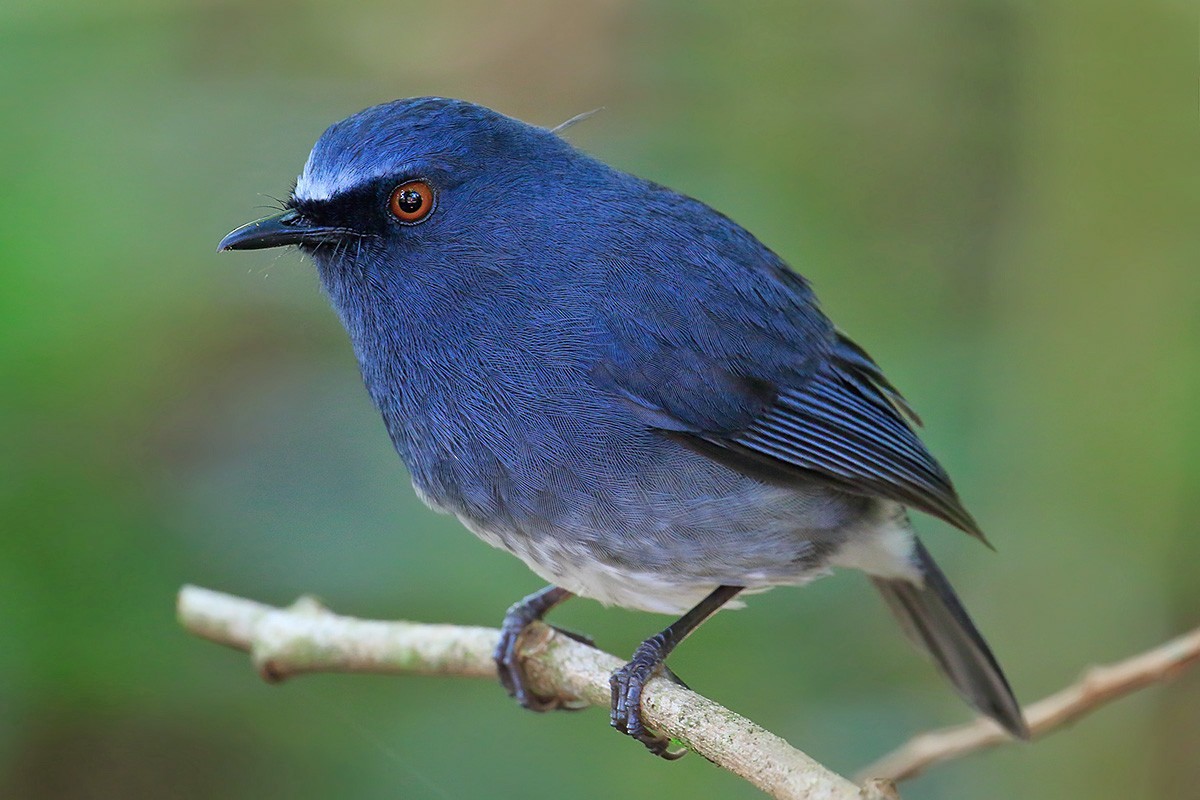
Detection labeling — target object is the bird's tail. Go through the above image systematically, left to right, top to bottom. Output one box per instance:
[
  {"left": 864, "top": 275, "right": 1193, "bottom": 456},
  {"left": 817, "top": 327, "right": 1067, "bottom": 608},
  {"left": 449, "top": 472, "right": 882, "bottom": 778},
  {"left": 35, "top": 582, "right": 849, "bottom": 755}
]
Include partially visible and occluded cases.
[{"left": 871, "top": 538, "right": 1029, "bottom": 739}]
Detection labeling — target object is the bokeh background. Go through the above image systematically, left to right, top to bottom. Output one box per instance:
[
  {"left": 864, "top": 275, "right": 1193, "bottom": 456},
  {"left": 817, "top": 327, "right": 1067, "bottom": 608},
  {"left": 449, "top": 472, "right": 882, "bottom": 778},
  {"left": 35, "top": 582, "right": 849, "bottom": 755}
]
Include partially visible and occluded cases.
[{"left": 2, "top": 1, "right": 1196, "bottom": 798}]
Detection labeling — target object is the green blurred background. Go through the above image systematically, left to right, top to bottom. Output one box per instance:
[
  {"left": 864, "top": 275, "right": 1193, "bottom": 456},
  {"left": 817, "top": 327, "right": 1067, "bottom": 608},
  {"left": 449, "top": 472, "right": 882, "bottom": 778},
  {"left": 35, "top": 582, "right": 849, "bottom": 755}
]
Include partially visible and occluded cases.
[{"left": 2, "top": 1, "right": 1196, "bottom": 798}]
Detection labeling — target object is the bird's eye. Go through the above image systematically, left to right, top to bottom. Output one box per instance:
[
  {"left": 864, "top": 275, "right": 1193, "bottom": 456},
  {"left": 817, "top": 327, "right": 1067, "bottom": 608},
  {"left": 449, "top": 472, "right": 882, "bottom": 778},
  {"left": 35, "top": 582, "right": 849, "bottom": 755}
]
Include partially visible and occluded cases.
[{"left": 388, "top": 180, "right": 435, "bottom": 224}]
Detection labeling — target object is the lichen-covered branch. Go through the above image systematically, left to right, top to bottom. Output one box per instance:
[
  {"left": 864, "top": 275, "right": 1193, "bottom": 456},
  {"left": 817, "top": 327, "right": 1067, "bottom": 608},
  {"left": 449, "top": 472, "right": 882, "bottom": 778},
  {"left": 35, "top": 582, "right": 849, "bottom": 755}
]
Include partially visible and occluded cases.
[
  {"left": 177, "top": 585, "right": 891, "bottom": 800},
  {"left": 858, "top": 625, "right": 1200, "bottom": 783}
]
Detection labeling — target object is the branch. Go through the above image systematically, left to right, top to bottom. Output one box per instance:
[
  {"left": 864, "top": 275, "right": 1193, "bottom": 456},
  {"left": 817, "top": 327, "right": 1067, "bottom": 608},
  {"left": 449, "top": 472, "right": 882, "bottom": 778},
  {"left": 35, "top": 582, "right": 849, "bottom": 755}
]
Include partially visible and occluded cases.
[
  {"left": 177, "top": 585, "right": 896, "bottom": 800},
  {"left": 858, "top": 625, "right": 1200, "bottom": 783}
]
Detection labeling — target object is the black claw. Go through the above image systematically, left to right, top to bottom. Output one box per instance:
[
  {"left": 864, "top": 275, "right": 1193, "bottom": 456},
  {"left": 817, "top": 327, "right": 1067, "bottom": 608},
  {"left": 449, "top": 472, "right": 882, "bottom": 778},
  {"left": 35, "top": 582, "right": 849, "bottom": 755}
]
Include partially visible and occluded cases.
[
  {"left": 493, "top": 586, "right": 578, "bottom": 712},
  {"left": 606, "top": 586, "right": 743, "bottom": 760},
  {"left": 609, "top": 644, "right": 684, "bottom": 759},
  {"left": 641, "top": 733, "right": 688, "bottom": 760}
]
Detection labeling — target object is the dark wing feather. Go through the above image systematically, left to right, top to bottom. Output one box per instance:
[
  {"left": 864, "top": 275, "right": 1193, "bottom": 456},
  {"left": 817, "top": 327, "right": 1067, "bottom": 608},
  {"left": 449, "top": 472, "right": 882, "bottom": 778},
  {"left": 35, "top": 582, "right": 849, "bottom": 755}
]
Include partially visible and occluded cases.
[
  {"left": 608, "top": 329, "right": 986, "bottom": 542},
  {"left": 830, "top": 331, "right": 923, "bottom": 427},
  {"left": 729, "top": 338, "right": 983, "bottom": 539}
]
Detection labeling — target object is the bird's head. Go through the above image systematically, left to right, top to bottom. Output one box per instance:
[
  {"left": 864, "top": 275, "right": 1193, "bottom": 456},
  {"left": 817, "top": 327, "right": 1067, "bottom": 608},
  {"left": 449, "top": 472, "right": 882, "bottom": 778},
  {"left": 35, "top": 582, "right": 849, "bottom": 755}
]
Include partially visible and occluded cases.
[{"left": 218, "top": 97, "right": 590, "bottom": 297}]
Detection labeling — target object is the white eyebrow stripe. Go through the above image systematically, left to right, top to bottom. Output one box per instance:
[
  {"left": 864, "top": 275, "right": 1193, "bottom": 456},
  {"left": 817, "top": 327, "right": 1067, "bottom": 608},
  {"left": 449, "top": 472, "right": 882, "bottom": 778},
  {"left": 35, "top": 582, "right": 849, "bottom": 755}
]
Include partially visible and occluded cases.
[{"left": 294, "top": 165, "right": 385, "bottom": 203}]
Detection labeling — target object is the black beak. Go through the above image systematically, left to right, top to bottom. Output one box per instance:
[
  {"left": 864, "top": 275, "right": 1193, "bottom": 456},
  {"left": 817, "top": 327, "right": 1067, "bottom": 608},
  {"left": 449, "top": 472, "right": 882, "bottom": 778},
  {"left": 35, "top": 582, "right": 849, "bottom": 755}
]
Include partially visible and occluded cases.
[{"left": 217, "top": 210, "right": 346, "bottom": 252}]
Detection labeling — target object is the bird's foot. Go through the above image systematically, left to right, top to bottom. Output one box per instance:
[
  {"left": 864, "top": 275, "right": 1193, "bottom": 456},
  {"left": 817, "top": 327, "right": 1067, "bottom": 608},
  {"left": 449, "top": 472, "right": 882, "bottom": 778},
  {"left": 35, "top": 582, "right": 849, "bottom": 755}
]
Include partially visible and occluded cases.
[
  {"left": 494, "top": 586, "right": 588, "bottom": 712},
  {"left": 609, "top": 636, "right": 688, "bottom": 760}
]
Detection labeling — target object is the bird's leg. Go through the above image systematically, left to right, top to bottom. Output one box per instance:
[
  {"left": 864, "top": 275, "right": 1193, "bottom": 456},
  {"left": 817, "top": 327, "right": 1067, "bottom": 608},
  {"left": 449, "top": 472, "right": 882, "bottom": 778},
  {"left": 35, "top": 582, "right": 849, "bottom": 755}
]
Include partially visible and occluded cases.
[
  {"left": 494, "top": 585, "right": 589, "bottom": 712},
  {"left": 610, "top": 585, "right": 743, "bottom": 758}
]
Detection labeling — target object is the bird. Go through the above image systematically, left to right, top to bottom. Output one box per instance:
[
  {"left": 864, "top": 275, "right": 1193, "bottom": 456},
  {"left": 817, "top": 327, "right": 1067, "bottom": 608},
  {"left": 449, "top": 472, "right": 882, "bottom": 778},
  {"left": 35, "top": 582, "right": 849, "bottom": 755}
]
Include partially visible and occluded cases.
[{"left": 218, "top": 96, "right": 1028, "bottom": 756}]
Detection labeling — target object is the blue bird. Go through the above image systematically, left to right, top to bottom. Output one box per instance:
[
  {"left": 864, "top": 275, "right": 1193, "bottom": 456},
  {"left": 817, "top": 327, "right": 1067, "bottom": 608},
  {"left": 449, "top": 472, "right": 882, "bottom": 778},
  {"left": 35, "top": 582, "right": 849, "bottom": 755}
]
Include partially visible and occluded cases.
[{"left": 219, "top": 97, "right": 1028, "bottom": 755}]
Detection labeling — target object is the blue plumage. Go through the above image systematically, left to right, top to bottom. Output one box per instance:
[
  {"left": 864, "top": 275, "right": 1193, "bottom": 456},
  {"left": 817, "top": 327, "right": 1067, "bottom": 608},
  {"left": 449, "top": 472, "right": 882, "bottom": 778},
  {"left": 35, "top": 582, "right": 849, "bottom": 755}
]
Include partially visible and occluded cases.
[{"left": 219, "top": 97, "right": 1027, "bottom": 751}]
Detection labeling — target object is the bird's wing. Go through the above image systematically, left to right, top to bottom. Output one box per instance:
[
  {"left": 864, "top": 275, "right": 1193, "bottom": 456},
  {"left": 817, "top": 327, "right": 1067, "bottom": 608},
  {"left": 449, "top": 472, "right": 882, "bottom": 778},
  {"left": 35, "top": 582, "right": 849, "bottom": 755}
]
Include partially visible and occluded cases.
[
  {"left": 597, "top": 307, "right": 985, "bottom": 541},
  {"left": 723, "top": 332, "right": 982, "bottom": 539}
]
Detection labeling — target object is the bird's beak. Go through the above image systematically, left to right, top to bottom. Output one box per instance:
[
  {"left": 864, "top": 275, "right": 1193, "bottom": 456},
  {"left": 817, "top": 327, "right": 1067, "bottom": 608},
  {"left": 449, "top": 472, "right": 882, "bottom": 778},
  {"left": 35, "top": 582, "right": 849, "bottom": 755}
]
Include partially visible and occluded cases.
[{"left": 217, "top": 209, "right": 345, "bottom": 252}]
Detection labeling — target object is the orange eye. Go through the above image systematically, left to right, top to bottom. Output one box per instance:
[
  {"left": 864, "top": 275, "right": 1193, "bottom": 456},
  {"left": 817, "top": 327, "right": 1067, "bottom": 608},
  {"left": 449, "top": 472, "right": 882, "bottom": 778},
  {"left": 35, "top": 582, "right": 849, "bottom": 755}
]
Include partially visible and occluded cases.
[{"left": 388, "top": 180, "right": 435, "bottom": 223}]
